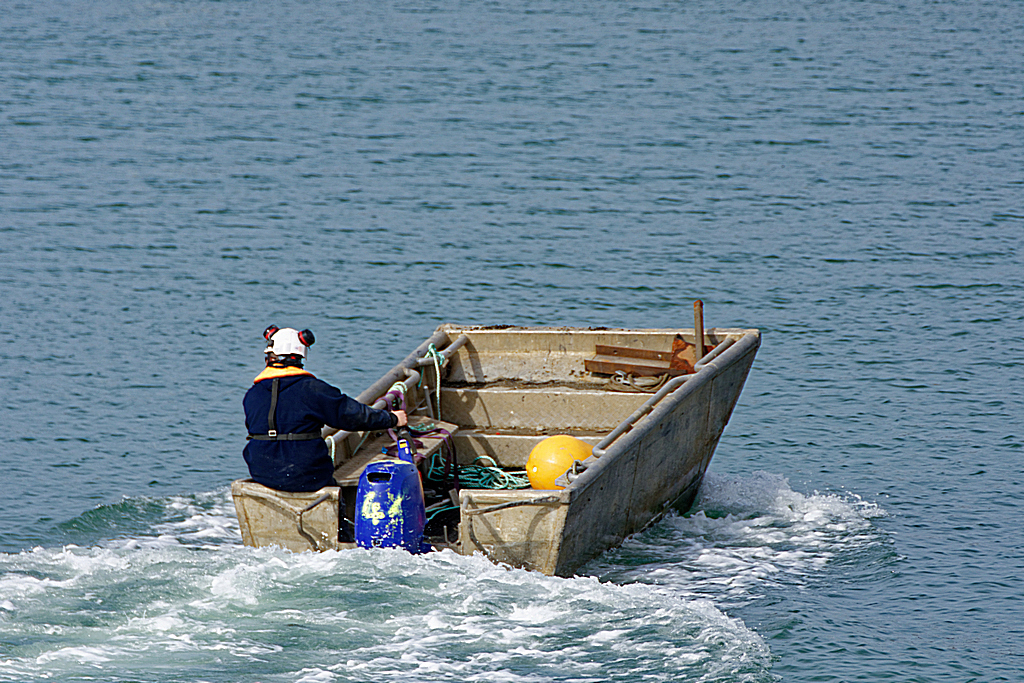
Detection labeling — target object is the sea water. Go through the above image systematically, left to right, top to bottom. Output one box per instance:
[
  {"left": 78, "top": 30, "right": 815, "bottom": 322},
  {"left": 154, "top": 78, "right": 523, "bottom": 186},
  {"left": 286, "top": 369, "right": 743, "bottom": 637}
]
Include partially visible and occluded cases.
[{"left": 1, "top": 0, "right": 1022, "bottom": 681}]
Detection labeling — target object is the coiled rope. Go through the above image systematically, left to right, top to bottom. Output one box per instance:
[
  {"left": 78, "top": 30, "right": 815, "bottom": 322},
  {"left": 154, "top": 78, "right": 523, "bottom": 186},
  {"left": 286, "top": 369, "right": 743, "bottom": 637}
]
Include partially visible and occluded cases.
[
  {"left": 605, "top": 371, "right": 672, "bottom": 393},
  {"left": 424, "top": 449, "right": 530, "bottom": 491}
]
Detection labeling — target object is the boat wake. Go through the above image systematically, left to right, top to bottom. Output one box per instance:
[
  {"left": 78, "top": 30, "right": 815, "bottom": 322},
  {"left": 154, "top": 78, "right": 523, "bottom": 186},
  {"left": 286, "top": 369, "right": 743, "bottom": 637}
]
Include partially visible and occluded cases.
[
  {"left": 584, "top": 470, "right": 892, "bottom": 607},
  {"left": 0, "top": 472, "right": 890, "bottom": 682},
  {"left": 1, "top": 488, "right": 774, "bottom": 683},
  {"left": 52, "top": 488, "right": 242, "bottom": 551}
]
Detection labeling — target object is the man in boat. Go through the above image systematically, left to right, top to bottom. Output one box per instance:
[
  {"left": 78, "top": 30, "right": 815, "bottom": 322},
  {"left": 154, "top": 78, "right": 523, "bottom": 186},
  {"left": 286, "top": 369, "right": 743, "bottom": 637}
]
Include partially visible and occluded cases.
[{"left": 243, "top": 325, "right": 407, "bottom": 492}]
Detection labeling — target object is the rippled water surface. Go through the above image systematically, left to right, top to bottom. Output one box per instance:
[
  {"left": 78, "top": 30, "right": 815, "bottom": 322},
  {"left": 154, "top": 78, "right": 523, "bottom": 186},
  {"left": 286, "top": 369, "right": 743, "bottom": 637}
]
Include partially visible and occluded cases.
[{"left": 2, "top": 0, "right": 1022, "bottom": 681}]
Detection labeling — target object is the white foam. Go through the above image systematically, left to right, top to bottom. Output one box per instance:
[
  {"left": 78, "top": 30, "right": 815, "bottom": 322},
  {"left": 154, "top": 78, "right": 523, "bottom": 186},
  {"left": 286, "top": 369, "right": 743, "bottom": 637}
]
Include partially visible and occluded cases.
[
  {"left": 587, "top": 470, "right": 888, "bottom": 605},
  {"left": 0, "top": 485, "right": 778, "bottom": 682},
  {"left": 148, "top": 489, "right": 242, "bottom": 546},
  {"left": 307, "top": 551, "right": 769, "bottom": 682},
  {"left": 507, "top": 602, "right": 561, "bottom": 624},
  {"left": 36, "top": 645, "right": 117, "bottom": 664},
  {"left": 294, "top": 668, "right": 337, "bottom": 683}
]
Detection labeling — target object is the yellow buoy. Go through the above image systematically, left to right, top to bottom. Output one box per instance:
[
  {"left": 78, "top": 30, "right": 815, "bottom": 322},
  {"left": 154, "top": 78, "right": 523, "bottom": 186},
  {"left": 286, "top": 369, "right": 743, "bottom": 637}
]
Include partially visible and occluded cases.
[{"left": 526, "top": 435, "right": 593, "bottom": 489}]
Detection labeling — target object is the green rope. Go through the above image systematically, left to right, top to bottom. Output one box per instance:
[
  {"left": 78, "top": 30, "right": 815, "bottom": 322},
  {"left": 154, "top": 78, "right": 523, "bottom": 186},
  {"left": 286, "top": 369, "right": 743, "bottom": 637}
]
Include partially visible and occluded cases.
[
  {"left": 419, "top": 343, "right": 444, "bottom": 420},
  {"left": 388, "top": 380, "right": 407, "bottom": 408},
  {"left": 408, "top": 422, "right": 442, "bottom": 435},
  {"left": 348, "top": 431, "right": 371, "bottom": 459},
  {"left": 425, "top": 450, "right": 531, "bottom": 490},
  {"left": 426, "top": 504, "right": 460, "bottom": 524}
]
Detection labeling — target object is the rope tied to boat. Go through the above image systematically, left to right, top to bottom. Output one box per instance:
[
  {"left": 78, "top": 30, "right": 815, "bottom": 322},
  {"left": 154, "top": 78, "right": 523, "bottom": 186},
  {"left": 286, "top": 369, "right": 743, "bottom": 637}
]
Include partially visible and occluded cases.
[
  {"left": 419, "top": 343, "right": 445, "bottom": 421},
  {"left": 384, "top": 380, "right": 409, "bottom": 444},
  {"left": 387, "top": 380, "right": 408, "bottom": 407},
  {"left": 407, "top": 422, "right": 461, "bottom": 493},
  {"left": 326, "top": 432, "right": 336, "bottom": 464},
  {"left": 461, "top": 493, "right": 563, "bottom": 559},
  {"left": 463, "top": 495, "right": 561, "bottom": 516}
]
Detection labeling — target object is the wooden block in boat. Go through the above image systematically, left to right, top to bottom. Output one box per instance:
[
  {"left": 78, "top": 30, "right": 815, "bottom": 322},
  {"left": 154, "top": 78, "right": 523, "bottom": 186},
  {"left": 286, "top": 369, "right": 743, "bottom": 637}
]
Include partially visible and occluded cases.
[
  {"left": 585, "top": 343, "right": 687, "bottom": 377},
  {"left": 594, "top": 344, "right": 673, "bottom": 362}
]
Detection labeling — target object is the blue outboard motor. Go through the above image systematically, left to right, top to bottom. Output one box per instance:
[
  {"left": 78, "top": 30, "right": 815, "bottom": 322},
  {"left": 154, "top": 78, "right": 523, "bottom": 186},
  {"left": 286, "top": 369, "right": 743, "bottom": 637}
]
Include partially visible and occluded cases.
[{"left": 354, "top": 430, "right": 431, "bottom": 554}]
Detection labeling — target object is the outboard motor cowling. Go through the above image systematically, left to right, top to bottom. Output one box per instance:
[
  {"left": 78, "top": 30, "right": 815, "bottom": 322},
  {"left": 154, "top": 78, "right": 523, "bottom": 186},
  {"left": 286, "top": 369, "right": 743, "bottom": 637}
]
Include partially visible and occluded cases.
[{"left": 354, "top": 458, "right": 430, "bottom": 554}]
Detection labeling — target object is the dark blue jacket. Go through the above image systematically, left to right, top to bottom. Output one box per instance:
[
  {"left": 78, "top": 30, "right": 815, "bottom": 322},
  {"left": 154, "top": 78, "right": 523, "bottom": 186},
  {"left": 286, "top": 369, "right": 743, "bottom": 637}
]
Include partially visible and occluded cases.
[{"left": 243, "top": 370, "right": 397, "bottom": 492}]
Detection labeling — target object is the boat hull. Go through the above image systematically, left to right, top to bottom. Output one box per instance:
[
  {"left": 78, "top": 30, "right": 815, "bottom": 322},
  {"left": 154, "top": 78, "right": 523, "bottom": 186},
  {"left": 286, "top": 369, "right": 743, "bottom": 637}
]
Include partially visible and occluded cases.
[{"left": 456, "top": 329, "right": 759, "bottom": 576}]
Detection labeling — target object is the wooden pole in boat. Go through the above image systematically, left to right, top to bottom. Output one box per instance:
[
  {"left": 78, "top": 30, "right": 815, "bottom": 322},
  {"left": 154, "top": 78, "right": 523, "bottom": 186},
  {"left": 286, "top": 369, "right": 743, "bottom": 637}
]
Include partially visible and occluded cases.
[{"left": 693, "top": 299, "right": 705, "bottom": 360}]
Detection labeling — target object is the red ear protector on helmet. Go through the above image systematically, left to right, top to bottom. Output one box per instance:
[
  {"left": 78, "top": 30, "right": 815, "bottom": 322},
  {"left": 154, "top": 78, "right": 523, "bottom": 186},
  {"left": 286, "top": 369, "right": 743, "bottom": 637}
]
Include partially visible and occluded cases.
[
  {"left": 263, "top": 325, "right": 280, "bottom": 341},
  {"left": 297, "top": 329, "right": 315, "bottom": 346}
]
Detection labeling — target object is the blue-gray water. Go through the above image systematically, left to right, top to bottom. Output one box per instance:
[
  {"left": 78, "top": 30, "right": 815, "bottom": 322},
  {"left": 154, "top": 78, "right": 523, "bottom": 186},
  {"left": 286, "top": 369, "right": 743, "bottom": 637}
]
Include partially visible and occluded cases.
[{"left": 2, "top": 0, "right": 1022, "bottom": 681}]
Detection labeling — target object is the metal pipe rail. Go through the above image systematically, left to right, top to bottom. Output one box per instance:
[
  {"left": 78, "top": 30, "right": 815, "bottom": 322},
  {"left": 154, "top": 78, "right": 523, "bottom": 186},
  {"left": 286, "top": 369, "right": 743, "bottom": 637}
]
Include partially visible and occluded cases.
[
  {"left": 351, "top": 328, "right": 449, "bottom": 408},
  {"left": 323, "top": 334, "right": 468, "bottom": 454},
  {"left": 414, "top": 334, "right": 469, "bottom": 367},
  {"left": 694, "top": 337, "right": 735, "bottom": 370},
  {"left": 324, "top": 369, "right": 421, "bottom": 453},
  {"left": 590, "top": 374, "right": 692, "bottom": 460},
  {"left": 462, "top": 495, "right": 561, "bottom": 517}
]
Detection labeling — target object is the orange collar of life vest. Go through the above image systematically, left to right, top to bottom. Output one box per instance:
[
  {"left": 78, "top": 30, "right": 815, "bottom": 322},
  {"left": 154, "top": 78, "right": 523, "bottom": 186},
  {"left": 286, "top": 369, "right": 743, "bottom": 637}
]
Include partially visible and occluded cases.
[{"left": 253, "top": 366, "right": 315, "bottom": 383}]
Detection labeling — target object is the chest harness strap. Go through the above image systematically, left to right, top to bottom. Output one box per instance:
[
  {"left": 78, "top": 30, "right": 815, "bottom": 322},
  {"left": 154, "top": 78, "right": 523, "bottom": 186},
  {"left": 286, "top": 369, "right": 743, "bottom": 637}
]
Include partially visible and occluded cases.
[{"left": 247, "top": 378, "right": 322, "bottom": 441}]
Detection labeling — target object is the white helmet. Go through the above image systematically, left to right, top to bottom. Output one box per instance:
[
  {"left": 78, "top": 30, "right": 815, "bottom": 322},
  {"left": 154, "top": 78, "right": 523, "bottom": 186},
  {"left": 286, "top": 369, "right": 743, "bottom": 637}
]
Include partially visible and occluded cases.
[{"left": 263, "top": 325, "right": 315, "bottom": 358}]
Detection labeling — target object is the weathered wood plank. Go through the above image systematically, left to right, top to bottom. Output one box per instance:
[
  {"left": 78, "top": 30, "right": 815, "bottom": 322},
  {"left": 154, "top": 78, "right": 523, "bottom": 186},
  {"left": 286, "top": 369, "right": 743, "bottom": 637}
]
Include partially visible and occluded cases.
[
  {"left": 593, "top": 344, "right": 673, "bottom": 362},
  {"left": 584, "top": 354, "right": 689, "bottom": 377}
]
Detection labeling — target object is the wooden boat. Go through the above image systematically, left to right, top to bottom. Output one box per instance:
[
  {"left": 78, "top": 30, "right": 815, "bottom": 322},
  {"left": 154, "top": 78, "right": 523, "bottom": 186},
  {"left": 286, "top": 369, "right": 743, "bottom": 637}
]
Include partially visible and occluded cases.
[{"left": 232, "top": 320, "right": 760, "bottom": 577}]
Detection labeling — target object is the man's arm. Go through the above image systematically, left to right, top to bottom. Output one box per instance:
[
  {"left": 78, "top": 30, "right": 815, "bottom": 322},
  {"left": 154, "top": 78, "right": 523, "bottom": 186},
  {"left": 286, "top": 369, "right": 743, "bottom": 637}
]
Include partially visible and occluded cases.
[{"left": 310, "top": 379, "right": 407, "bottom": 431}]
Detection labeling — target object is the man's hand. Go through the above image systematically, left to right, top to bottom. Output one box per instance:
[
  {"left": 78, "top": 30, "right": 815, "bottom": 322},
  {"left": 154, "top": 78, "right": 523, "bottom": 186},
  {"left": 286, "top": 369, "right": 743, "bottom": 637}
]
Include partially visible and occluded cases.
[{"left": 392, "top": 410, "right": 408, "bottom": 427}]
